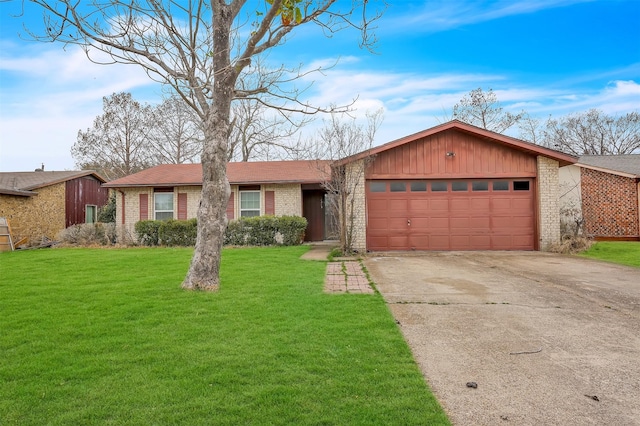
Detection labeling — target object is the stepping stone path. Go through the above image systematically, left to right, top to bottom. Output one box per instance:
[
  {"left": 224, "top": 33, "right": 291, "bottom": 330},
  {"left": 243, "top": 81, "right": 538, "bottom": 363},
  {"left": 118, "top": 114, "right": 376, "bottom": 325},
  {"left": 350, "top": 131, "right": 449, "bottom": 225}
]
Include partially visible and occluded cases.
[{"left": 324, "top": 261, "right": 374, "bottom": 294}]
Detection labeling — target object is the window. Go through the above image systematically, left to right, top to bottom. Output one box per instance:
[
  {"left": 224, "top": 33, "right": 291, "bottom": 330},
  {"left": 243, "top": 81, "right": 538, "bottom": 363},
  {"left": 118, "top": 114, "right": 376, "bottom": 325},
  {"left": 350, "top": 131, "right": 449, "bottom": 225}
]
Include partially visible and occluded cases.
[
  {"left": 452, "top": 181, "right": 468, "bottom": 191},
  {"left": 472, "top": 181, "right": 489, "bottom": 191},
  {"left": 493, "top": 181, "right": 509, "bottom": 191},
  {"left": 513, "top": 181, "right": 530, "bottom": 191},
  {"left": 369, "top": 182, "right": 386, "bottom": 192},
  {"left": 390, "top": 182, "right": 406, "bottom": 192},
  {"left": 410, "top": 182, "right": 427, "bottom": 192},
  {"left": 431, "top": 182, "right": 447, "bottom": 192},
  {"left": 240, "top": 191, "right": 260, "bottom": 217},
  {"left": 154, "top": 193, "right": 174, "bottom": 220},
  {"left": 85, "top": 205, "right": 97, "bottom": 223}
]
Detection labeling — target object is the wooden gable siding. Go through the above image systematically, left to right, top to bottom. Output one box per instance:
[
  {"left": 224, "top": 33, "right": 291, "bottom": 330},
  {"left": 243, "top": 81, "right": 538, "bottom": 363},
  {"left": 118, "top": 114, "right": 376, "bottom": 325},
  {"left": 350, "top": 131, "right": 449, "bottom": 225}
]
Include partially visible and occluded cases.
[
  {"left": 366, "top": 129, "right": 537, "bottom": 179},
  {"left": 65, "top": 176, "right": 110, "bottom": 227}
]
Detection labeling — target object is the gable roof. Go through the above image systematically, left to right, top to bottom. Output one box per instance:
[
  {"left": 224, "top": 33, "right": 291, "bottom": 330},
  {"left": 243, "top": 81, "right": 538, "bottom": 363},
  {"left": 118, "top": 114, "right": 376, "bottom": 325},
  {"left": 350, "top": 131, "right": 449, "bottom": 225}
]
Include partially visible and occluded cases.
[
  {"left": 338, "top": 120, "right": 578, "bottom": 166},
  {"left": 577, "top": 155, "right": 640, "bottom": 178},
  {"left": 103, "top": 160, "right": 332, "bottom": 188},
  {"left": 0, "top": 171, "right": 107, "bottom": 197}
]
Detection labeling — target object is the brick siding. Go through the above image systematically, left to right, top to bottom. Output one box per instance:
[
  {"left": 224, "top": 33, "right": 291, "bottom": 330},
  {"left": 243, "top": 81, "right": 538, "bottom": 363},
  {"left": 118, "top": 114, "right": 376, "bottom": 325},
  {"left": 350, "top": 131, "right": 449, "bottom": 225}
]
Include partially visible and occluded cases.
[
  {"left": 537, "top": 156, "right": 561, "bottom": 250},
  {"left": 345, "top": 160, "right": 367, "bottom": 252},
  {"left": 581, "top": 168, "right": 639, "bottom": 238},
  {"left": 0, "top": 183, "right": 66, "bottom": 243},
  {"left": 114, "top": 184, "right": 303, "bottom": 243}
]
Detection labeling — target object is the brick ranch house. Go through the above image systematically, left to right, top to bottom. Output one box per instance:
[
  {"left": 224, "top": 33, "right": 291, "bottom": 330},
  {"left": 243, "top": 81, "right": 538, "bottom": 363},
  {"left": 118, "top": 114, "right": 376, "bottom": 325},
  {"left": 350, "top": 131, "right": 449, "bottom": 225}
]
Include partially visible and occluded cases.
[
  {"left": 106, "top": 120, "right": 577, "bottom": 252},
  {"left": 559, "top": 155, "right": 640, "bottom": 240},
  {"left": 103, "top": 160, "right": 332, "bottom": 243},
  {"left": 0, "top": 170, "right": 109, "bottom": 244}
]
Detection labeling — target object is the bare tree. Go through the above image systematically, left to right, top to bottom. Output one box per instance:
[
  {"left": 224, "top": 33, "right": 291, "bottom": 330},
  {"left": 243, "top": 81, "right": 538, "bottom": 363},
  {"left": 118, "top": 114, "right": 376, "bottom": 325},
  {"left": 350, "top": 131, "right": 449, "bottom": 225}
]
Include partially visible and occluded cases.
[
  {"left": 25, "top": 0, "right": 383, "bottom": 290},
  {"left": 228, "top": 60, "right": 313, "bottom": 161},
  {"left": 453, "top": 88, "right": 524, "bottom": 134},
  {"left": 72, "top": 92, "right": 153, "bottom": 180},
  {"left": 148, "top": 95, "right": 203, "bottom": 164},
  {"left": 310, "top": 109, "right": 383, "bottom": 254},
  {"left": 538, "top": 109, "right": 640, "bottom": 155},
  {"left": 517, "top": 113, "right": 545, "bottom": 145}
]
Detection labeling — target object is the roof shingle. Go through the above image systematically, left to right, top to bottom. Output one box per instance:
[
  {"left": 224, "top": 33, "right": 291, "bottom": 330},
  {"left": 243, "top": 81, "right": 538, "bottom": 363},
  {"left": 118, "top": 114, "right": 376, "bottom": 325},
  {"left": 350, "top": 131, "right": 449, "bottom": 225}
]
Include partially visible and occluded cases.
[
  {"left": 578, "top": 155, "right": 640, "bottom": 177},
  {"left": 103, "top": 160, "right": 332, "bottom": 188},
  {"left": 0, "top": 170, "right": 106, "bottom": 195}
]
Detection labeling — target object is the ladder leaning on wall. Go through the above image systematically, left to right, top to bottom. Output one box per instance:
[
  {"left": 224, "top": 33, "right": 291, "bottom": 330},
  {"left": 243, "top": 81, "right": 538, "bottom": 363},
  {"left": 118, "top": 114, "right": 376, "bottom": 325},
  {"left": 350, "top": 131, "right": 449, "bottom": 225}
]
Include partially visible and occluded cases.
[{"left": 0, "top": 217, "right": 14, "bottom": 252}]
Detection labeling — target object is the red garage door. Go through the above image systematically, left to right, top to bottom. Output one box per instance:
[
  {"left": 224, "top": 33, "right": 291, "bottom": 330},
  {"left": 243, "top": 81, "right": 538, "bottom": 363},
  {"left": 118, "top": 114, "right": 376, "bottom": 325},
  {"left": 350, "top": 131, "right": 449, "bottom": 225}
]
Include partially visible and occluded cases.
[{"left": 367, "top": 179, "right": 535, "bottom": 251}]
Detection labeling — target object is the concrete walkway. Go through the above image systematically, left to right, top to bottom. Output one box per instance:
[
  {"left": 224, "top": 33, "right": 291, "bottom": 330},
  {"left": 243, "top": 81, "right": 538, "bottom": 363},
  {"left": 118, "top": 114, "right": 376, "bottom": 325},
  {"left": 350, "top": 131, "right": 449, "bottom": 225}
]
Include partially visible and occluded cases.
[{"left": 301, "top": 243, "right": 374, "bottom": 294}]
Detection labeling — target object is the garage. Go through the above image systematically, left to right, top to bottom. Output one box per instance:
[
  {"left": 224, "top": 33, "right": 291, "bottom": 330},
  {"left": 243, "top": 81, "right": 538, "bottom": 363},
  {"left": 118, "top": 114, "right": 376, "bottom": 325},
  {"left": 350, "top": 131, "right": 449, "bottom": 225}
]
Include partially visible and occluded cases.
[
  {"left": 346, "top": 120, "right": 577, "bottom": 252},
  {"left": 366, "top": 178, "right": 535, "bottom": 250}
]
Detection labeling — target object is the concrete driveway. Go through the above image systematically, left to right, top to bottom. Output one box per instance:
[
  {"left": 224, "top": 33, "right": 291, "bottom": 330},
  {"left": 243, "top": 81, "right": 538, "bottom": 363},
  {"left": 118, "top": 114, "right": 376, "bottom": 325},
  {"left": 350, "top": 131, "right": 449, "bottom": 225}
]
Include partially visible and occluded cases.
[{"left": 363, "top": 252, "right": 640, "bottom": 426}]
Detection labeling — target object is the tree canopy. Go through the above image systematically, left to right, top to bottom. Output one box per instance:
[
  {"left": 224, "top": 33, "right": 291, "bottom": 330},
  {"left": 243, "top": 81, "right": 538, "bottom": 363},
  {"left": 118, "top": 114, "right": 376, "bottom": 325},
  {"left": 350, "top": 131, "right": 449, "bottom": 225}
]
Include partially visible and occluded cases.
[{"left": 25, "top": 0, "right": 384, "bottom": 290}]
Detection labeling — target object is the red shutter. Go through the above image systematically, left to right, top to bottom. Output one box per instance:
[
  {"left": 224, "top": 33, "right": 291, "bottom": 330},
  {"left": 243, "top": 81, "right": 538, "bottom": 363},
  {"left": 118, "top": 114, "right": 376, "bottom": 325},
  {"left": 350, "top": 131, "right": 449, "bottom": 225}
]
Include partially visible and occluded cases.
[
  {"left": 265, "top": 191, "right": 275, "bottom": 215},
  {"left": 121, "top": 192, "right": 126, "bottom": 224},
  {"left": 226, "top": 192, "right": 235, "bottom": 220},
  {"left": 178, "top": 193, "right": 188, "bottom": 220},
  {"left": 139, "top": 194, "right": 148, "bottom": 221}
]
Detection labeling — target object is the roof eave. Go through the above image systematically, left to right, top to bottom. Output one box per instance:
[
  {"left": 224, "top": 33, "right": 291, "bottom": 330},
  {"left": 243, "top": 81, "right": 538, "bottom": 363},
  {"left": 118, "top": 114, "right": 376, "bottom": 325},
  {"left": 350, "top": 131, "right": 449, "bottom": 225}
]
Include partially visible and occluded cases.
[
  {"left": 337, "top": 120, "right": 578, "bottom": 167},
  {"left": 22, "top": 171, "right": 108, "bottom": 190}
]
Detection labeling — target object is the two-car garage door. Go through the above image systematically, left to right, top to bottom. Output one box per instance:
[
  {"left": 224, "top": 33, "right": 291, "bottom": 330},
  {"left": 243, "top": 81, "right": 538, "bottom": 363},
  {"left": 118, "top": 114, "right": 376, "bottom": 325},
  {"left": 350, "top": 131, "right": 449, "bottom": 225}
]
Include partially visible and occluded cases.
[{"left": 366, "top": 179, "right": 535, "bottom": 251}]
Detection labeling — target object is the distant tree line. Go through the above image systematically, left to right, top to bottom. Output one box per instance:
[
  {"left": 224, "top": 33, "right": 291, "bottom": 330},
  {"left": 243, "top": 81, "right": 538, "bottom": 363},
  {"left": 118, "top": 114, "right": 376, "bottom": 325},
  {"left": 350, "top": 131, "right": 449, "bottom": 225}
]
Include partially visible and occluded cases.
[
  {"left": 450, "top": 87, "right": 640, "bottom": 156},
  {"left": 73, "top": 91, "right": 311, "bottom": 180}
]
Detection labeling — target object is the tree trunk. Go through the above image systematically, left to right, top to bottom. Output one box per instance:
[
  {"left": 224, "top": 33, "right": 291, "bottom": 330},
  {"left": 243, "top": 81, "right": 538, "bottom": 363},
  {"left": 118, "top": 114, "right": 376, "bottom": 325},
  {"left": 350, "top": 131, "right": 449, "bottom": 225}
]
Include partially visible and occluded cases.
[
  {"left": 181, "top": 2, "right": 235, "bottom": 291},
  {"left": 181, "top": 114, "right": 230, "bottom": 291}
]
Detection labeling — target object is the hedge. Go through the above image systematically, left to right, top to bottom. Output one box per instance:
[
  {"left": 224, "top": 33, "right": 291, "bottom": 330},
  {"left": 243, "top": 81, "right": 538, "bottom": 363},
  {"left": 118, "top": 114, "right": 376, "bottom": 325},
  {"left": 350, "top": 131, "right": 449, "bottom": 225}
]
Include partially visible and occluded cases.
[
  {"left": 134, "top": 215, "right": 307, "bottom": 247},
  {"left": 224, "top": 215, "right": 307, "bottom": 246}
]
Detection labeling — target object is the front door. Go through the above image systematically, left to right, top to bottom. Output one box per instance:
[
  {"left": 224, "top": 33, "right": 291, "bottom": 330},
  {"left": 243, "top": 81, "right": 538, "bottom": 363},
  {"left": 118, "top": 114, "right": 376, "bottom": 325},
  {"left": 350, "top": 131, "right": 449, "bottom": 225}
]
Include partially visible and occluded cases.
[{"left": 302, "top": 190, "right": 325, "bottom": 241}]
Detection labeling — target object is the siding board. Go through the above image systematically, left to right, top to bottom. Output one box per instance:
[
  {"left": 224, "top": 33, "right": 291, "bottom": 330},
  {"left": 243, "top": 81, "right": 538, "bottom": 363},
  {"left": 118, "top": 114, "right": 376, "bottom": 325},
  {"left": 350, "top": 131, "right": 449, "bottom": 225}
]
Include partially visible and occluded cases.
[{"left": 367, "top": 129, "right": 537, "bottom": 179}]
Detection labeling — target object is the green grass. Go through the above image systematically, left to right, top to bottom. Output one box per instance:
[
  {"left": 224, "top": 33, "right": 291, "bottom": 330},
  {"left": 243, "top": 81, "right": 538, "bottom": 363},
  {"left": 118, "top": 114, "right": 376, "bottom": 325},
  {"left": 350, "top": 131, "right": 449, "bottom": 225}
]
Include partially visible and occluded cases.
[
  {"left": 580, "top": 241, "right": 640, "bottom": 267},
  {"left": 0, "top": 246, "right": 449, "bottom": 425}
]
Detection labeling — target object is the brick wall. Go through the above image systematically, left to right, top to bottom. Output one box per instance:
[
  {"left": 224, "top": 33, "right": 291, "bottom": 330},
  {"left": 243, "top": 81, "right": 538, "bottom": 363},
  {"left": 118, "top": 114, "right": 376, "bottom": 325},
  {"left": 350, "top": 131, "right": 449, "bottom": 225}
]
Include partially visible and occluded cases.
[
  {"left": 537, "top": 156, "right": 561, "bottom": 250},
  {"left": 345, "top": 160, "right": 367, "bottom": 252},
  {"left": 581, "top": 168, "right": 639, "bottom": 238},
  {"left": 0, "top": 183, "right": 66, "bottom": 243},
  {"left": 114, "top": 184, "right": 304, "bottom": 242},
  {"left": 263, "top": 184, "right": 301, "bottom": 216}
]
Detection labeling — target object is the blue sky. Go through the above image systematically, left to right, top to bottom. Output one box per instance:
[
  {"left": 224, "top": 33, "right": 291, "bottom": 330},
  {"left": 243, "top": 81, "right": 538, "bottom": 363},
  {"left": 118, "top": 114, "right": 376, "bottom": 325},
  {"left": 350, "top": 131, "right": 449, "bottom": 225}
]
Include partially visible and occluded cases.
[{"left": 1, "top": 0, "right": 638, "bottom": 172}]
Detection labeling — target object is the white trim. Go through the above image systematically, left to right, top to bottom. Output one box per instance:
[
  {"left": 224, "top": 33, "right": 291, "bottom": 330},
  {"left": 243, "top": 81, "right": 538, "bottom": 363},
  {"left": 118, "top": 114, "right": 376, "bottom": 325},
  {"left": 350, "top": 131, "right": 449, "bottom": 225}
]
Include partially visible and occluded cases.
[
  {"left": 239, "top": 190, "right": 261, "bottom": 217},
  {"left": 154, "top": 192, "right": 174, "bottom": 220}
]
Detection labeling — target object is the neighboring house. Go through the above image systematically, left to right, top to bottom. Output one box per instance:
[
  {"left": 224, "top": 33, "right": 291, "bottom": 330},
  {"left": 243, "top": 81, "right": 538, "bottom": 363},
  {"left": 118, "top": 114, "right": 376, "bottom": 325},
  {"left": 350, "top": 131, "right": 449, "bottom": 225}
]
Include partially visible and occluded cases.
[
  {"left": 339, "top": 120, "right": 577, "bottom": 252},
  {"left": 104, "top": 121, "right": 578, "bottom": 252},
  {"left": 559, "top": 155, "right": 640, "bottom": 240},
  {"left": 102, "top": 160, "right": 332, "bottom": 243},
  {"left": 0, "top": 170, "right": 109, "bottom": 244}
]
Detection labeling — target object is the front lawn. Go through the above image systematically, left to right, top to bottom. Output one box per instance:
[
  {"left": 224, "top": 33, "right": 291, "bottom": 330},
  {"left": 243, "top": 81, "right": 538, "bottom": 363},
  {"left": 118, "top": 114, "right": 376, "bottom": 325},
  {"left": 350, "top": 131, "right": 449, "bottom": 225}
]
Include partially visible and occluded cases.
[
  {"left": 580, "top": 241, "right": 640, "bottom": 268},
  {"left": 0, "top": 246, "right": 449, "bottom": 425}
]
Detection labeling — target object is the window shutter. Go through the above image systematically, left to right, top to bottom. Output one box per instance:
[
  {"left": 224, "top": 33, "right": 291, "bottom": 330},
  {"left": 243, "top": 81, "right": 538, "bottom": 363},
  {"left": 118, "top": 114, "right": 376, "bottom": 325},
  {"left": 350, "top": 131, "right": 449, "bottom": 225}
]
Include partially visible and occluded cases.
[
  {"left": 265, "top": 191, "right": 275, "bottom": 215},
  {"left": 121, "top": 192, "right": 126, "bottom": 224},
  {"left": 226, "top": 192, "right": 235, "bottom": 220},
  {"left": 178, "top": 193, "right": 188, "bottom": 220},
  {"left": 139, "top": 194, "right": 148, "bottom": 221}
]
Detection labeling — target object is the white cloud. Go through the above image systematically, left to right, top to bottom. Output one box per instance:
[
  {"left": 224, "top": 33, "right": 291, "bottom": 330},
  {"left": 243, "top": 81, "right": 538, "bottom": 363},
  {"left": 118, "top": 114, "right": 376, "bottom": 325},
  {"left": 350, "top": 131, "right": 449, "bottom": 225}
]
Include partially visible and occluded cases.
[
  {"left": 382, "top": 0, "right": 596, "bottom": 34},
  {"left": 0, "top": 44, "right": 157, "bottom": 172},
  {"left": 297, "top": 61, "right": 639, "bottom": 147}
]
